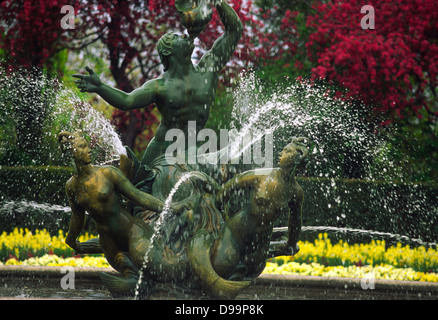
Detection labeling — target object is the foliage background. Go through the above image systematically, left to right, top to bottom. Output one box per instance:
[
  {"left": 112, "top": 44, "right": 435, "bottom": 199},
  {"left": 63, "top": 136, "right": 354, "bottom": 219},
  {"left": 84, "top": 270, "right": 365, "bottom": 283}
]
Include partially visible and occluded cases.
[
  {"left": 0, "top": 0, "right": 437, "bottom": 180},
  {"left": 0, "top": 1, "right": 437, "bottom": 281}
]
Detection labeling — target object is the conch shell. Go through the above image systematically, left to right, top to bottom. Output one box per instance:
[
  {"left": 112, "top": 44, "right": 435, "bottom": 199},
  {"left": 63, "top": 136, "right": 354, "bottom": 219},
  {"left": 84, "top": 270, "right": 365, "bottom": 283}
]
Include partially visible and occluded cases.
[{"left": 175, "top": 0, "right": 213, "bottom": 37}]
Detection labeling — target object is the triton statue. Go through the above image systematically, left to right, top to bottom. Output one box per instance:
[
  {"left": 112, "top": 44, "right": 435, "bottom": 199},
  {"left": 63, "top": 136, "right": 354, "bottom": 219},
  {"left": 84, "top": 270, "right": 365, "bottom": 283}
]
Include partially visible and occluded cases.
[
  {"left": 68, "top": 0, "right": 306, "bottom": 299},
  {"left": 73, "top": 0, "right": 243, "bottom": 168},
  {"left": 61, "top": 131, "right": 307, "bottom": 298}
]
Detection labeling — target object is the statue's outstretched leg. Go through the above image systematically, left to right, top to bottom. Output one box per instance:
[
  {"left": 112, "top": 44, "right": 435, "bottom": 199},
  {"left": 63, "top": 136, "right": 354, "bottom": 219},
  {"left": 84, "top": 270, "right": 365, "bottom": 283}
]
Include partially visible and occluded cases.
[
  {"left": 187, "top": 230, "right": 251, "bottom": 299},
  {"left": 75, "top": 237, "right": 104, "bottom": 254}
]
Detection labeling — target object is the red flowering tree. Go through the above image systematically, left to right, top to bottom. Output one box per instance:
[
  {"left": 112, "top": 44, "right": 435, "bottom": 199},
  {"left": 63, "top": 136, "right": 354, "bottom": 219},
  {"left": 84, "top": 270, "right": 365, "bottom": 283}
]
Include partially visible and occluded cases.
[
  {"left": 0, "top": 0, "right": 74, "bottom": 69},
  {"left": 0, "top": 0, "right": 76, "bottom": 161},
  {"left": 197, "top": 0, "right": 265, "bottom": 71},
  {"left": 253, "top": 0, "right": 324, "bottom": 83},
  {"left": 254, "top": 0, "right": 438, "bottom": 180},
  {"left": 305, "top": 0, "right": 438, "bottom": 124},
  {"left": 253, "top": 1, "right": 303, "bottom": 74}
]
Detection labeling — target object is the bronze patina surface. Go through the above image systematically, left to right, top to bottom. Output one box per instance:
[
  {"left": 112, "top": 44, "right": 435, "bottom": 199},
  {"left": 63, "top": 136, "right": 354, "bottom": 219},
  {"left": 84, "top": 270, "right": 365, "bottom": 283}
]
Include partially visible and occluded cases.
[{"left": 68, "top": 1, "right": 306, "bottom": 299}]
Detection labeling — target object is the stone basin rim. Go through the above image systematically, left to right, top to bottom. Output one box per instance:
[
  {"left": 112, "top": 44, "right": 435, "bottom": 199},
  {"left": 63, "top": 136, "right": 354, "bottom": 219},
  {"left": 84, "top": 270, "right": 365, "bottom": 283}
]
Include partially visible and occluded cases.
[{"left": 1, "top": 265, "right": 437, "bottom": 293}]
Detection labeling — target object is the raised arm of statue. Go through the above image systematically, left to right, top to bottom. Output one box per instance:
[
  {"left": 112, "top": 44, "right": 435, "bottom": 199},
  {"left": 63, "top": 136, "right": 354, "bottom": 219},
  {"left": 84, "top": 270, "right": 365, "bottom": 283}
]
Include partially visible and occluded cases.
[
  {"left": 198, "top": 1, "right": 243, "bottom": 72},
  {"left": 73, "top": 66, "right": 158, "bottom": 111},
  {"left": 109, "top": 166, "right": 191, "bottom": 214},
  {"left": 109, "top": 167, "right": 165, "bottom": 212}
]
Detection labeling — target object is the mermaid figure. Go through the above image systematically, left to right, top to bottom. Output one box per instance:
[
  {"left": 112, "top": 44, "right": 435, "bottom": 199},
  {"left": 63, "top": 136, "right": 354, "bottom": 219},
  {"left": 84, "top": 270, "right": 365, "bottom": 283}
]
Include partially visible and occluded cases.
[{"left": 59, "top": 132, "right": 191, "bottom": 294}]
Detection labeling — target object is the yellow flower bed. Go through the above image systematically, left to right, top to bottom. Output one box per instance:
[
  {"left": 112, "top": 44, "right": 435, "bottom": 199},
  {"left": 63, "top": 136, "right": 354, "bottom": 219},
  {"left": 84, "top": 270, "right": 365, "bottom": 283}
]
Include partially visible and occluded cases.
[
  {"left": 0, "top": 228, "right": 96, "bottom": 261},
  {"left": 0, "top": 228, "right": 109, "bottom": 268},
  {"left": 1, "top": 229, "right": 437, "bottom": 282},
  {"left": 264, "top": 233, "right": 438, "bottom": 282},
  {"left": 271, "top": 233, "right": 438, "bottom": 273},
  {"left": 4, "top": 254, "right": 110, "bottom": 268},
  {"left": 262, "top": 262, "right": 438, "bottom": 282}
]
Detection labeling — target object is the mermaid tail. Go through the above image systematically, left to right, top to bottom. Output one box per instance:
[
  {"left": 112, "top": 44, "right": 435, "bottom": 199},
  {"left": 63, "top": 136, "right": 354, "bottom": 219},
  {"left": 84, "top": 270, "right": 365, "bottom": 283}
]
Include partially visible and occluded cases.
[
  {"left": 187, "top": 231, "right": 250, "bottom": 299},
  {"left": 100, "top": 272, "right": 138, "bottom": 297}
]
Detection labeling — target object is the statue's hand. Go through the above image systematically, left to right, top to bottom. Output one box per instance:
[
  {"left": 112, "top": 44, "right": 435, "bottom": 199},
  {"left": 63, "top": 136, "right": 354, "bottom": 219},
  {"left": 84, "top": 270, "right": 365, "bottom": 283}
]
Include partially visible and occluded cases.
[
  {"left": 73, "top": 66, "right": 101, "bottom": 93},
  {"left": 66, "top": 238, "right": 82, "bottom": 253},
  {"left": 66, "top": 238, "right": 103, "bottom": 254},
  {"left": 74, "top": 241, "right": 84, "bottom": 254},
  {"left": 271, "top": 242, "right": 300, "bottom": 257}
]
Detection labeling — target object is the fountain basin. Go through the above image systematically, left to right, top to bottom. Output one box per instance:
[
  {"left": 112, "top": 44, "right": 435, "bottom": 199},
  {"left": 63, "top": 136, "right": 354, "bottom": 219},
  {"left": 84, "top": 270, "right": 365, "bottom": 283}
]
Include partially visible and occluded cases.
[{"left": 1, "top": 265, "right": 437, "bottom": 300}]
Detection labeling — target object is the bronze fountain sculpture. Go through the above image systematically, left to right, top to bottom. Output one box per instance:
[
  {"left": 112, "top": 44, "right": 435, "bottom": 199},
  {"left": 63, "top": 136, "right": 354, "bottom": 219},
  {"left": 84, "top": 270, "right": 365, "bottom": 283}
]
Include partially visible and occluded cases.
[{"left": 68, "top": 0, "right": 308, "bottom": 299}]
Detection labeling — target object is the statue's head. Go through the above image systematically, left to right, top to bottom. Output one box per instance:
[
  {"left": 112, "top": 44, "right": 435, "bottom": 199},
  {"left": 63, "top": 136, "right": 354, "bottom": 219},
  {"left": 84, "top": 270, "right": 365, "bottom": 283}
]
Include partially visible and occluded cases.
[
  {"left": 157, "top": 31, "right": 194, "bottom": 71},
  {"left": 157, "top": 32, "right": 174, "bottom": 71},
  {"left": 58, "top": 131, "right": 92, "bottom": 165},
  {"left": 279, "top": 137, "right": 309, "bottom": 169}
]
